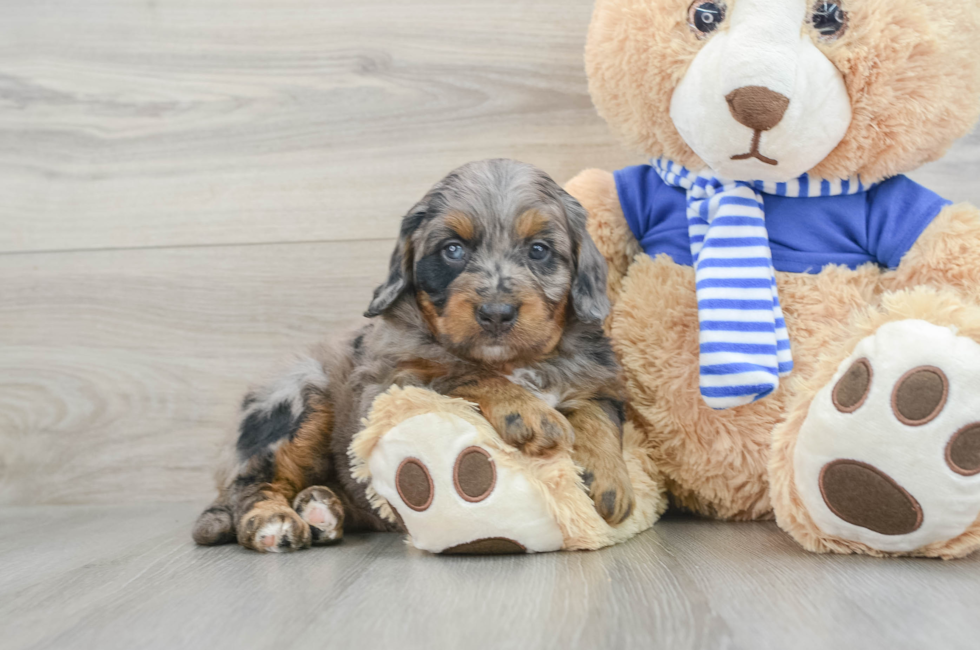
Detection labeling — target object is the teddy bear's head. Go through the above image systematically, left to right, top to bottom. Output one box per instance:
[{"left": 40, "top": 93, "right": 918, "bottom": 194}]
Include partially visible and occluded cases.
[{"left": 586, "top": 0, "right": 980, "bottom": 183}]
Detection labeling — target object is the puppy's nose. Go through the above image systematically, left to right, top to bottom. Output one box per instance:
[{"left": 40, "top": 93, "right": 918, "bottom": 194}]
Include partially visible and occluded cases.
[
  {"left": 725, "top": 86, "right": 789, "bottom": 132},
  {"left": 477, "top": 302, "right": 518, "bottom": 335}
]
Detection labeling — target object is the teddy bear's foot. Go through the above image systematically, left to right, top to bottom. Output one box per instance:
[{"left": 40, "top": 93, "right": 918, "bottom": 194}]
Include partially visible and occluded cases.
[
  {"left": 790, "top": 319, "right": 980, "bottom": 556},
  {"left": 366, "top": 411, "right": 565, "bottom": 554}
]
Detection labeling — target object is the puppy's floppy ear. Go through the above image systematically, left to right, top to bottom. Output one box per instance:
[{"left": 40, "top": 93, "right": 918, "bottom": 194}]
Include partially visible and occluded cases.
[
  {"left": 562, "top": 190, "right": 610, "bottom": 324},
  {"left": 365, "top": 202, "right": 428, "bottom": 318}
]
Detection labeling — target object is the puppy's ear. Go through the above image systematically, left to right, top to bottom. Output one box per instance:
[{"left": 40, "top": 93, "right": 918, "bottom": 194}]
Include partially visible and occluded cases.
[
  {"left": 562, "top": 190, "right": 610, "bottom": 324},
  {"left": 365, "top": 203, "right": 427, "bottom": 318}
]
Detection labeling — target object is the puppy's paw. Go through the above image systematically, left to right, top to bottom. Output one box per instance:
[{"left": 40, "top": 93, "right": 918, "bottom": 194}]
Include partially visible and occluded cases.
[
  {"left": 495, "top": 400, "right": 573, "bottom": 455},
  {"left": 581, "top": 466, "right": 635, "bottom": 526},
  {"left": 293, "top": 486, "right": 345, "bottom": 545},
  {"left": 237, "top": 502, "right": 311, "bottom": 553}
]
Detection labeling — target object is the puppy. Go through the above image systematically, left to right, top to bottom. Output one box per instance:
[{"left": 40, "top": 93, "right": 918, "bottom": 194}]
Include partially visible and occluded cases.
[{"left": 193, "top": 159, "right": 635, "bottom": 552}]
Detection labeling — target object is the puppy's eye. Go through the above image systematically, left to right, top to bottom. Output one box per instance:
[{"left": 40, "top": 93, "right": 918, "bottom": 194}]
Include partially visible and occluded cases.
[
  {"left": 688, "top": 0, "right": 726, "bottom": 39},
  {"left": 811, "top": 1, "right": 847, "bottom": 40},
  {"left": 442, "top": 242, "right": 466, "bottom": 262},
  {"left": 529, "top": 242, "right": 551, "bottom": 261}
]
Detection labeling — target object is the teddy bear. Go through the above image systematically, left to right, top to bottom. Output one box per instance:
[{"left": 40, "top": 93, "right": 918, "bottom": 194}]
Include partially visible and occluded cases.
[{"left": 559, "top": 0, "right": 980, "bottom": 558}]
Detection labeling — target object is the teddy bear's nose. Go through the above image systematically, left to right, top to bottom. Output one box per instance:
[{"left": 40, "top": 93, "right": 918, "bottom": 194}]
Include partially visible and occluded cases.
[{"left": 725, "top": 86, "right": 790, "bottom": 132}]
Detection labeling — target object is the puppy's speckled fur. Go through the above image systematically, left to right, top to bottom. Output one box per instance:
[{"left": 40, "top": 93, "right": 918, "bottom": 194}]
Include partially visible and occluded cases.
[{"left": 193, "top": 159, "right": 634, "bottom": 552}]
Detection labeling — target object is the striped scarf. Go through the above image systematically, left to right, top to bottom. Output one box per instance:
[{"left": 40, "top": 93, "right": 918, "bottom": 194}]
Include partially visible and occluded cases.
[{"left": 653, "top": 158, "right": 872, "bottom": 410}]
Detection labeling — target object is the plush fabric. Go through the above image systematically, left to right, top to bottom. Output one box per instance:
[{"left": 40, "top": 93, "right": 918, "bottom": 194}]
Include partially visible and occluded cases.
[
  {"left": 569, "top": 0, "right": 980, "bottom": 558},
  {"left": 586, "top": 0, "right": 980, "bottom": 183},
  {"left": 769, "top": 288, "right": 980, "bottom": 559},
  {"left": 349, "top": 386, "right": 668, "bottom": 554}
]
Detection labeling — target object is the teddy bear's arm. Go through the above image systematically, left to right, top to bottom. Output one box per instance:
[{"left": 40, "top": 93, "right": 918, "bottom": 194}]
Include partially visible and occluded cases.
[
  {"left": 565, "top": 169, "right": 642, "bottom": 306},
  {"left": 882, "top": 202, "right": 980, "bottom": 302}
]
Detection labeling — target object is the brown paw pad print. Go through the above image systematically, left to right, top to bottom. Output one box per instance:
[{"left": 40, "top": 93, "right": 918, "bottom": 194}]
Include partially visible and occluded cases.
[
  {"left": 832, "top": 357, "right": 872, "bottom": 413},
  {"left": 824, "top": 358, "right": 979, "bottom": 535},
  {"left": 832, "top": 360, "right": 951, "bottom": 426},
  {"left": 891, "top": 366, "right": 948, "bottom": 426},
  {"left": 947, "top": 423, "right": 980, "bottom": 476},
  {"left": 453, "top": 447, "right": 496, "bottom": 502},
  {"left": 439, "top": 449, "right": 525, "bottom": 554},
  {"left": 396, "top": 458, "right": 434, "bottom": 512},
  {"left": 819, "top": 459, "right": 923, "bottom": 536},
  {"left": 442, "top": 537, "right": 527, "bottom": 555}
]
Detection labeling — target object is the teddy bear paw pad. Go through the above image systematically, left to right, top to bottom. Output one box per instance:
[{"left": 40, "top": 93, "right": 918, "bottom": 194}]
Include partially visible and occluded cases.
[
  {"left": 795, "top": 319, "right": 980, "bottom": 553},
  {"left": 367, "top": 412, "right": 564, "bottom": 554}
]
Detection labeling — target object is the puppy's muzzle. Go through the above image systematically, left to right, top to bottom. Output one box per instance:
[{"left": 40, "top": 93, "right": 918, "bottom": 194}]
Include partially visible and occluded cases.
[{"left": 477, "top": 302, "right": 519, "bottom": 336}]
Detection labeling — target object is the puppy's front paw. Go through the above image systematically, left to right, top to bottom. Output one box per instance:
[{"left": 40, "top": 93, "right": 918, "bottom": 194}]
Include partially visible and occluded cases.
[
  {"left": 495, "top": 400, "right": 573, "bottom": 455},
  {"left": 582, "top": 466, "right": 635, "bottom": 526},
  {"left": 293, "top": 486, "right": 345, "bottom": 545},
  {"left": 237, "top": 501, "right": 311, "bottom": 553}
]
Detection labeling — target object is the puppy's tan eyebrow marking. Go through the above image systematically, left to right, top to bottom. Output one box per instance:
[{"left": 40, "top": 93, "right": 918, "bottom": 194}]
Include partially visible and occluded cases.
[
  {"left": 515, "top": 209, "right": 552, "bottom": 239},
  {"left": 444, "top": 212, "right": 476, "bottom": 241}
]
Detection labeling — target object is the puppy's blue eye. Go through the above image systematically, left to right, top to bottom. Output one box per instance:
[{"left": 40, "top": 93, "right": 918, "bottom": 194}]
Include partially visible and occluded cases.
[
  {"left": 688, "top": 0, "right": 726, "bottom": 38},
  {"left": 811, "top": 1, "right": 847, "bottom": 40},
  {"left": 442, "top": 242, "right": 466, "bottom": 262},
  {"left": 529, "top": 243, "right": 550, "bottom": 261}
]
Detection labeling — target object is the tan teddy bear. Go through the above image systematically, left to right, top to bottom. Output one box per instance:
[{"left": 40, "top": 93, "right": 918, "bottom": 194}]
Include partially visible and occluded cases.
[{"left": 564, "top": 0, "right": 980, "bottom": 558}]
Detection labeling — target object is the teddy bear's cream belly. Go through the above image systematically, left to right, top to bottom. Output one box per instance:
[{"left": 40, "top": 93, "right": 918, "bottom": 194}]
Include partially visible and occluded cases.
[{"left": 611, "top": 253, "right": 881, "bottom": 519}]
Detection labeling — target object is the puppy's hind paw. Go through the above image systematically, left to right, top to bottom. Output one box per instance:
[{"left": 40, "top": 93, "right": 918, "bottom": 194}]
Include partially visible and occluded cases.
[
  {"left": 294, "top": 486, "right": 345, "bottom": 545},
  {"left": 237, "top": 502, "right": 311, "bottom": 553}
]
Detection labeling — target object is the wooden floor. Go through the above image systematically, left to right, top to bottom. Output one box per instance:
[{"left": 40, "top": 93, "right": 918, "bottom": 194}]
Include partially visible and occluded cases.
[
  {"left": 4, "top": 1, "right": 980, "bottom": 648},
  {"left": 2, "top": 505, "right": 980, "bottom": 650}
]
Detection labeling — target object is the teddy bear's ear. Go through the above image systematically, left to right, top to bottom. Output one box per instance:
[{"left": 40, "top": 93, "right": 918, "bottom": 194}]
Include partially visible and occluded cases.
[
  {"left": 561, "top": 190, "right": 611, "bottom": 324},
  {"left": 365, "top": 203, "right": 427, "bottom": 318}
]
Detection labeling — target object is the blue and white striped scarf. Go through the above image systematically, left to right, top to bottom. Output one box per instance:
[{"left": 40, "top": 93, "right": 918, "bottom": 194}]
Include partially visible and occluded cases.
[{"left": 653, "top": 158, "right": 873, "bottom": 410}]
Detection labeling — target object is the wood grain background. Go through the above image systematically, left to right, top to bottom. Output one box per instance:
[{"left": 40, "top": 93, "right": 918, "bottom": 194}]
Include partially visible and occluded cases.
[
  {"left": 2, "top": 0, "right": 978, "bottom": 506},
  {"left": 5, "top": 505, "right": 980, "bottom": 650}
]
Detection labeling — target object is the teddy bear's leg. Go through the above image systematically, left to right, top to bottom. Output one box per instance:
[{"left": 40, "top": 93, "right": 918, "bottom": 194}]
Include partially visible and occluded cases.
[
  {"left": 564, "top": 169, "right": 642, "bottom": 306},
  {"left": 771, "top": 288, "right": 980, "bottom": 558},
  {"left": 365, "top": 410, "right": 565, "bottom": 554}
]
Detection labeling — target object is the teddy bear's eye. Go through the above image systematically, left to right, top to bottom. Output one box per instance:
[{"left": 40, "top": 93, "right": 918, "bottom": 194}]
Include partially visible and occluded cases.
[
  {"left": 688, "top": 0, "right": 727, "bottom": 39},
  {"left": 811, "top": 1, "right": 848, "bottom": 40}
]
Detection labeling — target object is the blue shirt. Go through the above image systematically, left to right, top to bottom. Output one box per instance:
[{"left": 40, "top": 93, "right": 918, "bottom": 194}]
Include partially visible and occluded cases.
[{"left": 614, "top": 164, "right": 951, "bottom": 274}]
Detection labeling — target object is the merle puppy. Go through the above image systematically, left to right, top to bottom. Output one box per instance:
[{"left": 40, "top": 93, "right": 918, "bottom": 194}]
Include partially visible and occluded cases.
[{"left": 193, "top": 159, "right": 635, "bottom": 552}]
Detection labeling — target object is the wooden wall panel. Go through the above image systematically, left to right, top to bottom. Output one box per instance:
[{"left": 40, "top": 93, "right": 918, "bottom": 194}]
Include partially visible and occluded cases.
[{"left": 0, "top": 240, "right": 390, "bottom": 504}]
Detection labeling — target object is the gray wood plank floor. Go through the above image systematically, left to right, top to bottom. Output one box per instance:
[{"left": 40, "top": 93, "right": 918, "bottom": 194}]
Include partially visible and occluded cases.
[{"left": 1, "top": 505, "right": 979, "bottom": 650}]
